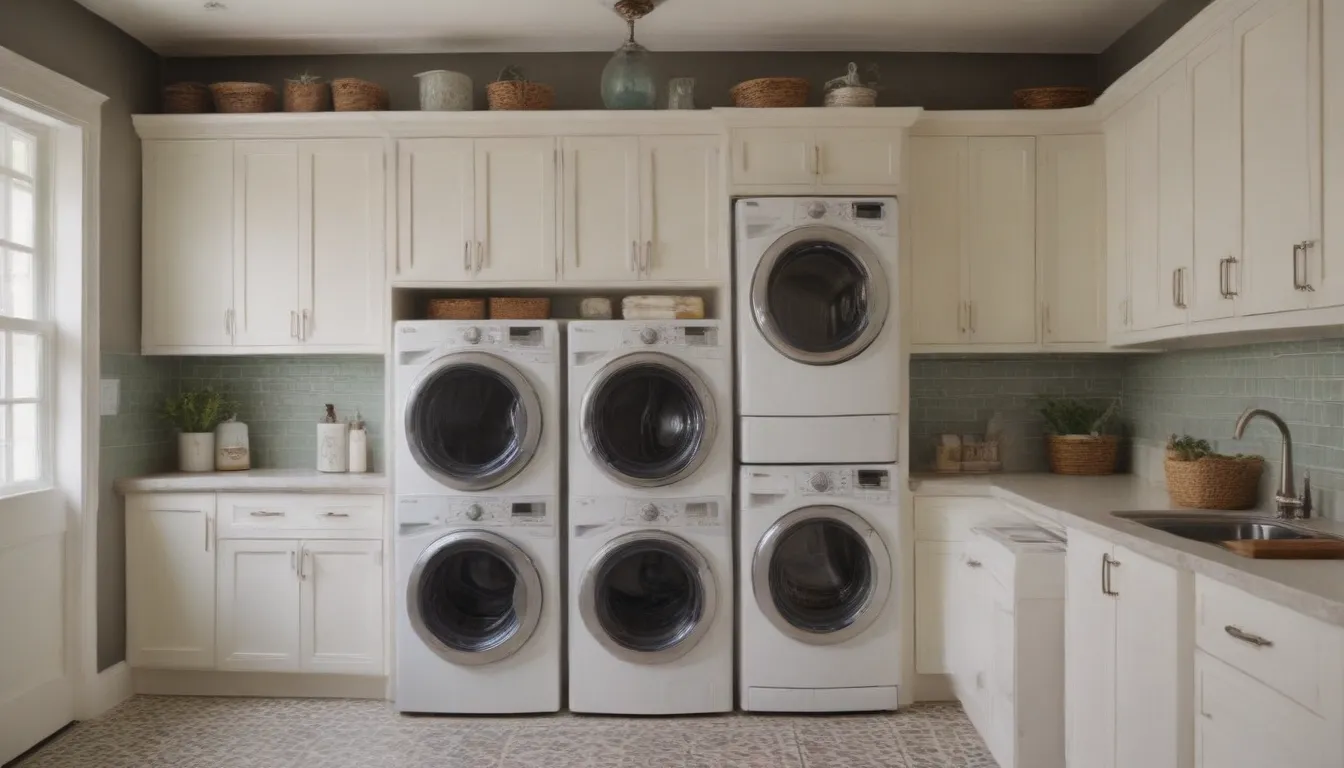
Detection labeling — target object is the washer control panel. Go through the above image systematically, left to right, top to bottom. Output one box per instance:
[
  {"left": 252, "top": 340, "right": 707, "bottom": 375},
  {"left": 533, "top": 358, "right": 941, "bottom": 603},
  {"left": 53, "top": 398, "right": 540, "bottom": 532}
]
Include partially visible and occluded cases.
[
  {"left": 791, "top": 199, "right": 893, "bottom": 234},
  {"left": 621, "top": 324, "right": 720, "bottom": 349},
  {"left": 798, "top": 468, "right": 891, "bottom": 500},
  {"left": 396, "top": 496, "right": 556, "bottom": 536},
  {"left": 619, "top": 498, "right": 725, "bottom": 528}
]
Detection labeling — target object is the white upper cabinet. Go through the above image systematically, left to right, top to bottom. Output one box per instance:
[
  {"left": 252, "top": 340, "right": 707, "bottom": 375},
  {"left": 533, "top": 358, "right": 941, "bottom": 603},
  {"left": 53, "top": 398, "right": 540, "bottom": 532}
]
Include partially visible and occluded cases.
[
  {"left": 1326, "top": 0, "right": 1343, "bottom": 306},
  {"left": 1189, "top": 28, "right": 1241, "bottom": 322},
  {"left": 1154, "top": 62, "right": 1194, "bottom": 330},
  {"left": 1123, "top": 93, "right": 1163, "bottom": 332},
  {"left": 1105, "top": 119, "right": 1131, "bottom": 339},
  {"left": 731, "top": 126, "right": 904, "bottom": 190},
  {"left": 731, "top": 127, "right": 815, "bottom": 186},
  {"left": 816, "top": 128, "right": 904, "bottom": 187},
  {"left": 640, "top": 135, "right": 720, "bottom": 281},
  {"left": 1038, "top": 135, "right": 1107, "bottom": 344},
  {"left": 561, "top": 136, "right": 640, "bottom": 282},
  {"left": 909, "top": 136, "right": 967, "bottom": 346},
  {"left": 965, "top": 136, "right": 1038, "bottom": 345},
  {"left": 396, "top": 138, "right": 475, "bottom": 283},
  {"left": 473, "top": 138, "right": 557, "bottom": 282},
  {"left": 142, "top": 140, "right": 234, "bottom": 351},
  {"left": 233, "top": 142, "right": 301, "bottom": 347},
  {"left": 125, "top": 494, "right": 217, "bottom": 670},
  {"left": 300, "top": 540, "right": 385, "bottom": 676}
]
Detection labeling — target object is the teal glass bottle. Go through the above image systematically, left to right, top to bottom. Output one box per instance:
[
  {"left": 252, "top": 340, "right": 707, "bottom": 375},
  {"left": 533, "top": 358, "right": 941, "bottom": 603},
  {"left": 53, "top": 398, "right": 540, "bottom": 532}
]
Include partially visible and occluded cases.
[{"left": 601, "top": 31, "right": 656, "bottom": 109}]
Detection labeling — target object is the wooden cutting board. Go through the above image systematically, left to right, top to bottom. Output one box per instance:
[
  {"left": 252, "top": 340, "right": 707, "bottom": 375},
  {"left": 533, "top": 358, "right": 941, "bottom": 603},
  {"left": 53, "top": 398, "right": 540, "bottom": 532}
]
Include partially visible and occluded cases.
[{"left": 1222, "top": 539, "right": 1344, "bottom": 559}]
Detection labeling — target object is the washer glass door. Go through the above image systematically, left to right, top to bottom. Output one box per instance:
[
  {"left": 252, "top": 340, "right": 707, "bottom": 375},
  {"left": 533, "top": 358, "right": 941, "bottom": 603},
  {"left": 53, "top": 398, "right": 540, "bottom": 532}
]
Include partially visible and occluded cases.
[
  {"left": 751, "top": 227, "right": 889, "bottom": 366},
  {"left": 405, "top": 352, "right": 542, "bottom": 491},
  {"left": 581, "top": 353, "right": 716, "bottom": 487},
  {"left": 752, "top": 505, "right": 891, "bottom": 645},
  {"left": 408, "top": 530, "right": 543, "bottom": 666},
  {"left": 580, "top": 531, "right": 718, "bottom": 664}
]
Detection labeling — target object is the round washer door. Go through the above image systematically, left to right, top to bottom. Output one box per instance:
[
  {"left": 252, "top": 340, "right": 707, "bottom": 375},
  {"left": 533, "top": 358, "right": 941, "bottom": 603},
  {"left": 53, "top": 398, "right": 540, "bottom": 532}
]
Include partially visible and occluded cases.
[
  {"left": 750, "top": 226, "right": 890, "bottom": 366},
  {"left": 404, "top": 351, "right": 542, "bottom": 492},
  {"left": 580, "top": 352, "right": 717, "bottom": 488},
  {"left": 751, "top": 505, "right": 892, "bottom": 646},
  {"left": 407, "top": 530, "right": 544, "bottom": 666},
  {"left": 579, "top": 530, "right": 718, "bottom": 664}
]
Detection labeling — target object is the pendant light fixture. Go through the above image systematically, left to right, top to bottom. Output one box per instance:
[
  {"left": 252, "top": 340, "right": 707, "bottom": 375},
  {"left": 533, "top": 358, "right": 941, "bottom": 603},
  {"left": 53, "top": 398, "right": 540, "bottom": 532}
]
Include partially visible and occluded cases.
[{"left": 601, "top": 0, "right": 657, "bottom": 109}]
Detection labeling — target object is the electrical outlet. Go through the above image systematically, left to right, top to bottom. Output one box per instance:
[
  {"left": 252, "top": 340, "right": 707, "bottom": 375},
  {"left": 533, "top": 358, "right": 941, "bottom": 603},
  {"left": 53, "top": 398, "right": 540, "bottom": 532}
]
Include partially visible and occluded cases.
[{"left": 100, "top": 378, "right": 120, "bottom": 416}]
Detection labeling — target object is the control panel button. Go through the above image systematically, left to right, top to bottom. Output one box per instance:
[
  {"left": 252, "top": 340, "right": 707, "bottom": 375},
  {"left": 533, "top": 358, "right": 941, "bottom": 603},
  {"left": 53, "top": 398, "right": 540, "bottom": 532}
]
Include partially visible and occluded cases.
[
  {"left": 807, "top": 201, "right": 827, "bottom": 219},
  {"left": 462, "top": 327, "right": 482, "bottom": 344},
  {"left": 639, "top": 328, "right": 660, "bottom": 345},
  {"left": 809, "top": 473, "right": 832, "bottom": 493},
  {"left": 465, "top": 504, "right": 484, "bottom": 521},
  {"left": 640, "top": 504, "right": 661, "bottom": 522}
]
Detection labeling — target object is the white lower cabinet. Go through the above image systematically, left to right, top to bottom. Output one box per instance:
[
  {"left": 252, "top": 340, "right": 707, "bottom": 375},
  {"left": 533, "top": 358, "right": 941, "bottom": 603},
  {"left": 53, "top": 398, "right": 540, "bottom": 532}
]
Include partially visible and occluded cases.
[
  {"left": 125, "top": 494, "right": 217, "bottom": 669},
  {"left": 217, "top": 539, "right": 303, "bottom": 672},
  {"left": 301, "top": 540, "right": 385, "bottom": 674}
]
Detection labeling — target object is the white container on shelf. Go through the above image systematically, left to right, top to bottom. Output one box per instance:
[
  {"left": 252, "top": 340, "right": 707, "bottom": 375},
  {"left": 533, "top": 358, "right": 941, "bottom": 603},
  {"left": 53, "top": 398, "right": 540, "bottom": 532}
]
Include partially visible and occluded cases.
[
  {"left": 415, "top": 70, "right": 472, "bottom": 111},
  {"left": 215, "top": 419, "right": 250, "bottom": 471},
  {"left": 317, "top": 422, "right": 350, "bottom": 473},
  {"left": 348, "top": 425, "right": 368, "bottom": 473},
  {"left": 178, "top": 432, "right": 215, "bottom": 473}
]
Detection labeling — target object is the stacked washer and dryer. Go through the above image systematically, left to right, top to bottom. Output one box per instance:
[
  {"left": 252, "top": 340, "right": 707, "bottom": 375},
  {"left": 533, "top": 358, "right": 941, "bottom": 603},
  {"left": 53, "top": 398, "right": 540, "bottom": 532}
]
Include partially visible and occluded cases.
[{"left": 734, "top": 197, "right": 905, "bottom": 713}]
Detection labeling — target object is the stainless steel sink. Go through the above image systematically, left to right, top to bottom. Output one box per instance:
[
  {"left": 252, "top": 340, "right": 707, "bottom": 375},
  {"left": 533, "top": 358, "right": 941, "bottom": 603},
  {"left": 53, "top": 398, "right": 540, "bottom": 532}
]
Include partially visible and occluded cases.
[{"left": 1112, "top": 512, "right": 1342, "bottom": 545}]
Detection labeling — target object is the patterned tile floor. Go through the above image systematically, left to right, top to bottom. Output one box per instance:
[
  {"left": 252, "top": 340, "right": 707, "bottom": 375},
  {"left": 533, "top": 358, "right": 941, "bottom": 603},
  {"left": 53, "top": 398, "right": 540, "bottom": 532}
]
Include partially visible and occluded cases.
[{"left": 13, "top": 696, "right": 996, "bottom": 768}]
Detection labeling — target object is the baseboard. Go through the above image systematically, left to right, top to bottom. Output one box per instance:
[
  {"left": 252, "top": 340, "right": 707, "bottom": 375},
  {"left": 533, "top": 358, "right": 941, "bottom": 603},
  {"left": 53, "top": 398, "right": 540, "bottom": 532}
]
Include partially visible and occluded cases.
[
  {"left": 80, "top": 661, "right": 133, "bottom": 718},
  {"left": 132, "top": 670, "right": 388, "bottom": 699},
  {"left": 911, "top": 673, "right": 956, "bottom": 703}
]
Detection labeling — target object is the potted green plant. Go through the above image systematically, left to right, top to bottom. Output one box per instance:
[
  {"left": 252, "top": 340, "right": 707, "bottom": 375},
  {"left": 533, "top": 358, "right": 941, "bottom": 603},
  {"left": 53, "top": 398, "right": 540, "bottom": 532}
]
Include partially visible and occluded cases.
[
  {"left": 162, "top": 388, "right": 236, "bottom": 472},
  {"left": 1039, "top": 399, "right": 1120, "bottom": 475},
  {"left": 1165, "top": 435, "right": 1264, "bottom": 509}
]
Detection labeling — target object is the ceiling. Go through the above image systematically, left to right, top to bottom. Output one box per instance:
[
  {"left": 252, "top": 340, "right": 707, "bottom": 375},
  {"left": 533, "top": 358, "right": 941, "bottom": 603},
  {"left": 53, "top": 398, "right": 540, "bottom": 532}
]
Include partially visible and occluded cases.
[{"left": 75, "top": 0, "right": 1166, "bottom": 57}]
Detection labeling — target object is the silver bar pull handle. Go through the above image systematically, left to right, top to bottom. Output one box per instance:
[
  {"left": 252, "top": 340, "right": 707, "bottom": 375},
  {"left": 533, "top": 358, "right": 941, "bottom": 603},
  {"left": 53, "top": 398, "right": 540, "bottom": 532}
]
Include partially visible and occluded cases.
[
  {"left": 814, "top": 145, "right": 821, "bottom": 175},
  {"left": 644, "top": 240, "right": 652, "bottom": 275},
  {"left": 1297, "top": 240, "right": 1316, "bottom": 292},
  {"left": 463, "top": 241, "right": 471, "bottom": 272},
  {"left": 475, "top": 241, "right": 485, "bottom": 273},
  {"left": 629, "top": 241, "right": 638, "bottom": 273},
  {"left": 1293, "top": 243, "right": 1305, "bottom": 290},
  {"left": 1226, "top": 256, "right": 1238, "bottom": 297},
  {"left": 1177, "top": 268, "right": 1188, "bottom": 309},
  {"left": 301, "top": 310, "right": 309, "bottom": 341},
  {"left": 249, "top": 509, "right": 285, "bottom": 517},
  {"left": 319, "top": 511, "right": 351, "bottom": 518},
  {"left": 204, "top": 516, "right": 211, "bottom": 552},
  {"left": 298, "top": 548, "right": 307, "bottom": 580},
  {"left": 1102, "top": 554, "right": 1120, "bottom": 596},
  {"left": 965, "top": 559, "right": 983, "bottom": 569},
  {"left": 1224, "top": 625, "right": 1273, "bottom": 647}
]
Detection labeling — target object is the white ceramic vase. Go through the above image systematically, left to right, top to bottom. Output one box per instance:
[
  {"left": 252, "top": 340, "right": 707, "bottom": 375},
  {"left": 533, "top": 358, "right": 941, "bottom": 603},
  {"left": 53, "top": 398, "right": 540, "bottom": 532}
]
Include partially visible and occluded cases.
[
  {"left": 215, "top": 420, "right": 251, "bottom": 471},
  {"left": 317, "top": 422, "right": 350, "bottom": 473},
  {"left": 178, "top": 433, "right": 216, "bottom": 473}
]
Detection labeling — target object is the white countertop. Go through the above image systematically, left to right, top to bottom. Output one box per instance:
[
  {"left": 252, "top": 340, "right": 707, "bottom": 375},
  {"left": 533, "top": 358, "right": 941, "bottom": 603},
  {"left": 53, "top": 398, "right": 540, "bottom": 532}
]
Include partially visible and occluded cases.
[
  {"left": 116, "top": 469, "right": 388, "bottom": 494},
  {"left": 913, "top": 473, "right": 1344, "bottom": 630}
]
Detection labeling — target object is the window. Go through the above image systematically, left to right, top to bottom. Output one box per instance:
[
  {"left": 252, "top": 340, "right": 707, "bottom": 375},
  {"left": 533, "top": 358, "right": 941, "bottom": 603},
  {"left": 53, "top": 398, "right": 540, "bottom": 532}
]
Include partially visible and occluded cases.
[{"left": 0, "top": 114, "right": 49, "bottom": 491}]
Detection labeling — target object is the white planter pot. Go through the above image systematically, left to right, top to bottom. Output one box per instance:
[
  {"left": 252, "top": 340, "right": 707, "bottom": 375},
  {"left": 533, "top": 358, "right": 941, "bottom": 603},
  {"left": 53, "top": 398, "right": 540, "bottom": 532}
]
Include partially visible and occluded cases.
[
  {"left": 415, "top": 70, "right": 472, "bottom": 111},
  {"left": 178, "top": 433, "right": 216, "bottom": 473}
]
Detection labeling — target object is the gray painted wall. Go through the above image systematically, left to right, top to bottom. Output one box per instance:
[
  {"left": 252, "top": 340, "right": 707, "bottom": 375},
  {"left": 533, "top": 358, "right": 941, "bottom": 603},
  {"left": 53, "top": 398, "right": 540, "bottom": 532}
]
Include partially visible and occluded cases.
[
  {"left": 1098, "top": 0, "right": 1216, "bottom": 87},
  {"left": 163, "top": 51, "right": 1097, "bottom": 111}
]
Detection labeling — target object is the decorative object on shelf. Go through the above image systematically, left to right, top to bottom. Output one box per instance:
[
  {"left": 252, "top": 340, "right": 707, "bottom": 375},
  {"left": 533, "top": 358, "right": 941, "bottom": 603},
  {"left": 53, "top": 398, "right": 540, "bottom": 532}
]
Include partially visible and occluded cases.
[
  {"left": 601, "top": 0, "right": 658, "bottom": 110},
  {"left": 823, "top": 62, "right": 879, "bottom": 107},
  {"left": 486, "top": 66, "right": 555, "bottom": 111},
  {"left": 416, "top": 70, "right": 473, "bottom": 111},
  {"left": 284, "top": 73, "right": 330, "bottom": 112},
  {"left": 666, "top": 77, "right": 695, "bottom": 110},
  {"left": 731, "top": 77, "right": 809, "bottom": 108},
  {"left": 331, "top": 78, "right": 388, "bottom": 111},
  {"left": 163, "top": 82, "right": 212, "bottom": 114},
  {"left": 209, "top": 82, "right": 277, "bottom": 113},
  {"left": 1013, "top": 86, "right": 1094, "bottom": 110},
  {"left": 621, "top": 294, "right": 705, "bottom": 320},
  {"left": 427, "top": 297, "right": 486, "bottom": 320},
  {"left": 489, "top": 297, "right": 551, "bottom": 319},
  {"left": 580, "top": 297, "right": 614, "bottom": 319},
  {"left": 162, "top": 388, "right": 237, "bottom": 473},
  {"left": 1040, "top": 398, "right": 1120, "bottom": 475},
  {"left": 317, "top": 404, "right": 350, "bottom": 473},
  {"left": 348, "top": 411, "right": 368, "bottom": 474},
  {"left": 935, "top": 413, "right": 1003, "bottom": 473},
  {"left": 214, "top": 417, "right": 251, "bottom": 471},
  {"left": 935, "top": 434, "right": 962, "bottom": 473},
  {"left": 1164, "top": 434, "right": 1264, "bottom": 510}
]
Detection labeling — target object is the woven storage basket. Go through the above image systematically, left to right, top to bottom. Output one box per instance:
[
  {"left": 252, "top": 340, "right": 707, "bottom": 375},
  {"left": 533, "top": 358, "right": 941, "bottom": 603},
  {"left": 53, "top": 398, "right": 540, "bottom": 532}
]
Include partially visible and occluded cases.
[
  {"left": 731, "top": 77, "right": 809, "bottom": 108},
  {"left": 332, "top": 78, "right": 388, "bottom": 111},
  {"left": 284, "top": 80, "right": 330, "bottom": 112},
  {"left": 486, "top": 80, "right": 554, "bottom": 111},
  {"left": 163, "top": 82, "right": 212, "bottom": 114},
  {"left": 210, "top": 82, "right": 276, "bottom": 113},
  {"left": 824, "top": 86, "right": 877, "bottom": 107},
  {"left": 1013, "top": 86, "right": 1095, "bottom": 109},
  {"left": 489, "top": 297, "right": 551, "bottom": 320},
  {"left": 426, "top": 298, "right": 485, "bottom": 320},
  {"left": 1046, "top": 434, "right": 1119, "bottom": 476},
  {"left": 1165, "top": 455, "right": 1264, "bottom": 509}
]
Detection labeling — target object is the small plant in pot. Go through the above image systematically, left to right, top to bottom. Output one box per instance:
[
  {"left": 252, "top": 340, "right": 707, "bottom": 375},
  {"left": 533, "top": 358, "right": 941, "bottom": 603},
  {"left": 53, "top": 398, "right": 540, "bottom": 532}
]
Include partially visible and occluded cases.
[
  {"left": 162, "top": 389, "right": 236, "bottom": 472},
  {"left": 1040, "top": 399, "right": 1120, "bottom": 475},
  {"left": 1165, "top": 435, "right": 1264, "bottom": 509}
]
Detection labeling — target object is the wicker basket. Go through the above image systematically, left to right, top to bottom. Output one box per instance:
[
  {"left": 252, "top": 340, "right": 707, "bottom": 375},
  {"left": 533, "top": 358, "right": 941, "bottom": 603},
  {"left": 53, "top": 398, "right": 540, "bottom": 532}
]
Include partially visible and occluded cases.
[
  {"left": 731, "top": 77, "right": 810, "bottom": 108},
  {"left": 331, "top": 78, "right": 388, "bottom": 111},
  {"left": 284, "top": 80, "right": 330, "bottom": 112},
  {"left": 486, "top": 80, "right": 554, "bottom": 111},
  {"left": 163, "top": 82, "right": 212, "bottom": 114},
  {"left": 209, "top": 82, "right": 277, "bottom": 113},
  {"left": 824, "top": 86, "right": 877, "bottom": 107},
  {"left": 1013, "top": 86, "right": 1095, "bottom": 110},
  {"left": 489, "top": 297, "right": 551, "bottom": 320},
  {"left": 426, "top": 298, "right": 486, "bottom": 320},
  {"left": 1046, "top": 434, "right": 1119, "bottom": 476},
  {"left": 1165, "top": 455, "right": 1264, "bottom": 509}
]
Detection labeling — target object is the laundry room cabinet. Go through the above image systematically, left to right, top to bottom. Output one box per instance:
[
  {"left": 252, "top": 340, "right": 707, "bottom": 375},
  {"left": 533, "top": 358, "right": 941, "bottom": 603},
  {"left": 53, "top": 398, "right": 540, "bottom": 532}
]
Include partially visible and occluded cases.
[
  {"left": 730, "top": 127, "right": 904, "bottom": 190},
  {"left": 125, "top": 494, "right": 217, "bottom": 670}
]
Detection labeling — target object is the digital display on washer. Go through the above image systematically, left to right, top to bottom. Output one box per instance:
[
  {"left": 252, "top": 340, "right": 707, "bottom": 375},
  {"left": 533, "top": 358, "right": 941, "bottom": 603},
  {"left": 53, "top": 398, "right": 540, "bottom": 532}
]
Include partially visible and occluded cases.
[
  {"left": 853, "top": 202, "right": 885, "bottom": 220},
  {"left": 508, "top": 327, "right": 543, "bottom": 345},
  {"left": 856, "top": 470, "right": 889, "bottom": 489},
  {"left": 511, "top": 502, "right": 545, "bottom": 519}
]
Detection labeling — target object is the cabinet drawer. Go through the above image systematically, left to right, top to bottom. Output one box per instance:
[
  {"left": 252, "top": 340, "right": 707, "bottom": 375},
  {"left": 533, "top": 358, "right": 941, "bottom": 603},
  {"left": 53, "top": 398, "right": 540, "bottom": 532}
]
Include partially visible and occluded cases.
[
  {"left": 217, "top": 494, "right": 383, "bottom": 539},
  {"left": 915, "top": 496, "right": 1018, "bottom": 541},
  {"left": 1195, "top": 575, "right": 1344, "bottom": 718}
]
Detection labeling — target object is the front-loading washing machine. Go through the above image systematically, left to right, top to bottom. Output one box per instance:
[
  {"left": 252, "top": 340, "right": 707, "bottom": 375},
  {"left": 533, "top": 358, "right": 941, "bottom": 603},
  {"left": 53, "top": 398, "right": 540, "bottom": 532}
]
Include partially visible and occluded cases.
[
  {"left": 735, "top": 197, "right": 901, "bottom": 464},
  {"left": 568, "top": 320, "right": 731, "bottom": 498},
  {"left": 738, "top": 464, "right": 901, "bottom": 712},
  {"left": 568, "top": 495, "right": 733, "bottom": 714}
]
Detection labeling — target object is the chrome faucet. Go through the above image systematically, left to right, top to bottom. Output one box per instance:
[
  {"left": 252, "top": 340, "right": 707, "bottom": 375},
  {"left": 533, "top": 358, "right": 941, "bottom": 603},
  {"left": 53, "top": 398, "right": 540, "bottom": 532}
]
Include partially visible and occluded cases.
[{"left": 1233, "top": 407, "right": 1312, "bottom": 519}]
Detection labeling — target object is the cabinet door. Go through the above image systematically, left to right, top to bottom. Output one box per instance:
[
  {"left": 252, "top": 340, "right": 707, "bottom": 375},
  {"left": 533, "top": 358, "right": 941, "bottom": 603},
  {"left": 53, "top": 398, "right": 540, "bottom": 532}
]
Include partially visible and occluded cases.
[
  {"left": 1236, "top": 0, "right": 1320, "bottom": 314},
  {"left": 1324, "top": 0, "right": 1344, "bottom": 306},
  {"left": 1189, "top": 29, "right": 1242, "bottom": 322},
  {"left": 1154, "top": 62, "right": 1194, "bottom": 329},
  {"left": 1125, "top": 95, "right": 1162, "bottom": 332},
  {"left": 1105, "top": 120, "right": 1131, "bottom": 338},
  {"left": 730, "top": 128, "right": 815, "bottom": 186},
  {"left": 816, "top": 128, "right": 902, "bottom": 187},
  {"left": 641, "top": 135, "right": 721, "bottom": 281},
  {"left": 1038, "top": 135, "right": 1107, "bottom": 344},
  {"left": 560, "top": 136, "right": 640, "bottom": 283},
  {"left": 909, "top": 137, "right": 967, "bottom": 345},
  {"left": 966, "top": 137, "right": 1037, "bottom": 345},
  {"left": 474, "top": 138, "right": 557, "bottom": 282},
  {"left": 395, "top": 139, "right": 474, "bottom": 282},
  {"left": 142, "top": 140, "right": 234, "bottom": 350},
  {"left": 300, "top": 140, "right": 386, "bottom": 349},
  {"left": 233, "top": 141, "right": 301, "bottom": 347},
  {"left": 126, "top": 494, "right": 216, "bottom": 669},
  {"left": 1064, "top": 529, "right": 1116, "bottom": 768},
  {"left": 216, "top": 539, "right": 301, "bottom": 672},
  {"left": 300, "top": 540, "right": 384, "bottom": 675},
  {"left": 914, "top": 541, "right": 965, "bottom": 674},
  {"left": 1195, "top": 651, "right": 1336, "bottom": 768}
]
